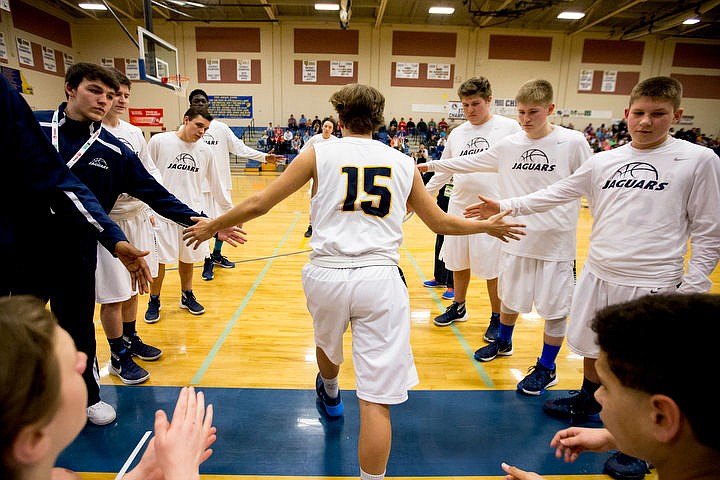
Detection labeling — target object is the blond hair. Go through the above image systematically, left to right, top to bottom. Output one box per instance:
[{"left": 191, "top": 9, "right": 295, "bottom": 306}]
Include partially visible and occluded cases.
[{"left": 515, "top": 79, "right": 553, "bottom": 105}]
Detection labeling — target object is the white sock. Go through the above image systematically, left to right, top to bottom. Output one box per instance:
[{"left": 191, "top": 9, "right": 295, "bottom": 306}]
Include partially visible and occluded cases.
[
  {"left": 321, "top": 375, "right": 339, "bottom": 398},
  {"left": 360, "top": 469, "right": 385, "bottom": 480}
]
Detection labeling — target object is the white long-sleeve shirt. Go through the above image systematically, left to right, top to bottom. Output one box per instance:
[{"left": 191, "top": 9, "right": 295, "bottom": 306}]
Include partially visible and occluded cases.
[
  {"left": 425, "top": 115, "right": 521, "bottom": 206},
  {"left": 104, "top": 119, "right": 161, "bottom": 219},
  {"left": 201, "top": 119, "right": 267, "bottom": 193},
  {"left": 426, "top": 126, "right": 592, "bottom": 261},
  {"left": 149, "top": 131, "right": 232, "bottom": 216},
  {"left": 496, "top": 137, "right": 720, "bottom": 291}
]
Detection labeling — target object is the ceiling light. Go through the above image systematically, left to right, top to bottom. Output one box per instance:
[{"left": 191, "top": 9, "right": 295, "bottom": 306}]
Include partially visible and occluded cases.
[
  {"left": 79, "top": 2, "right": 107, "bottom": 9},
  {"left": 315, "top": 3, "right": 339, "bottom": 10},
  {"left": 429, "top": 6, "right": 455, "bottom": 15},
  {"left": 557, "top": 11, "right": 585, "bottom": 20},
  {"left": 683, "top": 18, "right": 700, "bottom": 25}
]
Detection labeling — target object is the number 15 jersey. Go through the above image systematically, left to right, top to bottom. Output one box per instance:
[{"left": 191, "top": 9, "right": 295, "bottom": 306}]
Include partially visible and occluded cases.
[{"left": 309, "top": 137, "right": 416, "bottom": 268}]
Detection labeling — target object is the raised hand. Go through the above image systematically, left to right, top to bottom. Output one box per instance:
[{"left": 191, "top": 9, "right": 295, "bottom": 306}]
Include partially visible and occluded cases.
[
  {"left": 464, "top": 194, "right": 500, "bottom": 219},
  {"left": 478, "top": 210, "right": 525, "bottom": 243},
  {"left": 114, "top": 241, "right": 152, "bottom": 294},
  {"left": 550, "top": 427, "right": 616, "bottom": 463}
]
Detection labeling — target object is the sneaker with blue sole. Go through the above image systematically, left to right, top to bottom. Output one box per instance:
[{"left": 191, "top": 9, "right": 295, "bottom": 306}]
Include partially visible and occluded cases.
[
  {"left": 423, "top": 279, "right": 445, "bottom": 288},
  {"left": 441, "top": 288, "right": 454, "bottom": 300},
  {"left": 517, "top": 359, "right": 558, "bottom": 395},
  {"left": 315, "top": 373, "right": 344, "bottom": 417}
]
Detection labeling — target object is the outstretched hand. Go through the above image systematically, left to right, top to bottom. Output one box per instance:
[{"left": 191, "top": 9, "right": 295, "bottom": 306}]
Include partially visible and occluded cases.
[
  {"left": 264, "top": 148, "right": 285, "bottom": 165},
  {"left": 417, "top": 163, "right": 429, "bottom": 173},
  {"left": 464, "top": 194, "right": 501, "bottom": 220},
  {"left": 479, "top": 210, "right": 525, "bottom": 243},
  {"left": 183, "top": 217, "right": 219, "bottom": 250},
  {"left": 217, "top": 224, "right": 248, "bottom": 247},
  {"left": 114, "top": 241, "right": 152, "bottom": 294},
  {"left": 127, "top": 386, "right": 216, "bottom": 480},
  {"left": 550, "top": 427, "right": 615, "bottom": 463}
]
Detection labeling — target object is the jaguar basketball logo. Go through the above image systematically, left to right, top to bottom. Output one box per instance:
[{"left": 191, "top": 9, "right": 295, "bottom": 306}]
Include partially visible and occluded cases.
[
  {"left": 203, "top": 133, "right": 218, "bottom": 145},
  {"left": 458, "top": 136, "right": 489, "bottom": 155},
  {"left": 512, "top": 148, "right": 556, "bottom": 172},
  {"left": 167, "top": 152, "right": 199, "bottom": 172},
  {"left": 602, "top": 162, "right": 668, "bottom": 191}
]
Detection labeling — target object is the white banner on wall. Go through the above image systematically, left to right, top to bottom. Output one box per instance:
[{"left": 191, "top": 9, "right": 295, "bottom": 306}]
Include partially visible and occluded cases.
[
  {"left": 16, "top": 37, "right": 33, "bottom": 66},
  {"left": 42, "top": 46, "right": 56, "bottom": 72},
  {"left": 63, "top": 53, "right": 74, "bottom": 70},
  {"left": 101, "top": 57, "right": 114, "bottom": 68},
  {"left": 125, "top": 58, "right": 140, "bottom": 80},
  {"left": 206, "top": 59, "right": 221, "bottom": 81},
  {"left": 236, "top": 59, "right": 251, "bottom": 81},
  {"left": 302, "top": 60, "right": 317, "bottom": 82},
  {"left": 330, "top": 60, "right": 353, "bottom": 77},
  {"left": 396, "top": 62, "right": 419, "bottom": 79},
  {"left": 427, "top": 63, "right": 450, "bottom": 80},
  {"left": 578, "top": 69, "right": 593, "bottom": 91},
  {"left": 601, "top": 70, "right": 617, "bottom": 92},
  {"left": 447, "top": 101, "right": 465, "bottom": 120}
]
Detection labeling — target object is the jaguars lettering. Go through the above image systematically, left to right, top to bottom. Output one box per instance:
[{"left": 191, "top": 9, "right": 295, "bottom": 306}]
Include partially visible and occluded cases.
[{"left": 601, "top": 179, "right": 668, "bottom": 190}]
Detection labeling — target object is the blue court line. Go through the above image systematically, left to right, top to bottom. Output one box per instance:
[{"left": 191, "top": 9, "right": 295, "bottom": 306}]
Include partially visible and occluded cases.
[
  {"left": 190, "top": 212, "right": 302, "bottom": 385},
  {"left": 401, "top": 245, "right": 495, "bottom": 388}
]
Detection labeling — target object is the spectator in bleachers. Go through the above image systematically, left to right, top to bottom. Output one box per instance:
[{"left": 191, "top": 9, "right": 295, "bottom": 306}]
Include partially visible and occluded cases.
[
  {"left": 287, "top": 114, "right": 298, "bottom": 132},
  {"left": 407, "top": 117, "right": 416, "bottom": 138},
  {"left": 417, "top": 118, "right": 427, "bottom": 141}
]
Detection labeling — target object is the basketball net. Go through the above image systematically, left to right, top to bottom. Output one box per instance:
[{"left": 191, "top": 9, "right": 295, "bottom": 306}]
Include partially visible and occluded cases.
[{"left": 162, "top": 74, "right": 190, "bottom": 97}]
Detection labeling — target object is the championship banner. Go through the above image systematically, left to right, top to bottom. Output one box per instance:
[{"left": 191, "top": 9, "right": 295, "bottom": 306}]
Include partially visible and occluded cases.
[{"left": 129, "top": 108, "right": 164, "bottom": 127}]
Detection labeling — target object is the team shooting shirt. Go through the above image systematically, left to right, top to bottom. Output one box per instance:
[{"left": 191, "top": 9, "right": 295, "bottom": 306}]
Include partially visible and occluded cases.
[
  {"left": 425, "top": 115, "right": 521, "bottom": 203},
  {"left": 427, "top": 125, "right": 592, "bottom": 261},
  {"left": 148, "top": 131, "right": 232, "bottom": 215},
  {"left": 500, "top": 136, "right": 720, "bottom": 291}
]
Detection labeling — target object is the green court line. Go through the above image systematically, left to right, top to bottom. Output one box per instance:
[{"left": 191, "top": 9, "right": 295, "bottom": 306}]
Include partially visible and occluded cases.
[
  {"left": 191, "top": 212, "right": 302, "bottom": 385},
  {"left": 401, "top": 245, "right": 495, "bottom": 388}
]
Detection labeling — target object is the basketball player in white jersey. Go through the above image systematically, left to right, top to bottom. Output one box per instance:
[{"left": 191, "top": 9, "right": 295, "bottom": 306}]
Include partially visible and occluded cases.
[
  {"left": 96, "top": 70, "right": 163, "bottom": 384},
  {"left": 463, "top": 76, "right": 720, "bottom": 478},
  {"left": 425, "top": 77, "right": 522, "bottom": 333},
  {"left": 421, "top": 79, "right": 592, "bottom": 396},
  {"left": 182, "top": 84, "right": 526, "bottom": 480},
  {"left": 187, "top": 89, "right": 282, "bottom": 280},
  {"left": 145, "top": 107, "right": 239, "bottom": 322},
  {"left": 299, "top": 117, "right": 338, "bottom": 237}
]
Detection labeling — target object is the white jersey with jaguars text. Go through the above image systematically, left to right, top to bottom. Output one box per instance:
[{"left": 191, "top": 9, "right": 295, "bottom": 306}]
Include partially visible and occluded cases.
[
  {"left": 428, "top": 126, "right": 592, "bottom": 261},
  {"left": 148, "top": 131, "right": 231, "bottom": 215}
]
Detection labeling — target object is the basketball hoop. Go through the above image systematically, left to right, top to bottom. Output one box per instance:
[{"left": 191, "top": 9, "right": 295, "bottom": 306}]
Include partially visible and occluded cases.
[{"left": 161, "top": 74, "right": 190, "bottom": 96}]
